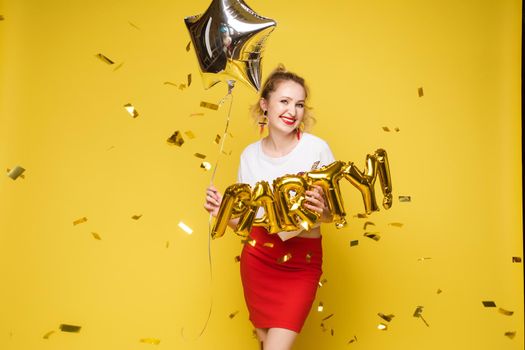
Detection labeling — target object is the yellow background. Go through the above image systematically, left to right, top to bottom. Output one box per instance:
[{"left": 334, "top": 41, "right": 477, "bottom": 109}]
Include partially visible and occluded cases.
[{"left": 1, "top": 0, "right": 522, "bottom": 349}]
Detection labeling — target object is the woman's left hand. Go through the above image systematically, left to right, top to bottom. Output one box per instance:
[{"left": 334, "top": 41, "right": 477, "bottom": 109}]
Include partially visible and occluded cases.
[{"left": 304, "top": 185, "right": 333, "bottom": 223}]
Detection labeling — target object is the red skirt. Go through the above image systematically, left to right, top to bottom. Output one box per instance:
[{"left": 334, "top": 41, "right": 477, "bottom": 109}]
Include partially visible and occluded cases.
[{"left": 240, "top": 226, "right": 323, "bottom": 333}]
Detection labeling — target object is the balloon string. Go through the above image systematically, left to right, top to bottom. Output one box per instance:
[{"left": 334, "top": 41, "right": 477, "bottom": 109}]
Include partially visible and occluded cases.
[{"left": 181, "top": 80, "right": 235, "bottom": 341}]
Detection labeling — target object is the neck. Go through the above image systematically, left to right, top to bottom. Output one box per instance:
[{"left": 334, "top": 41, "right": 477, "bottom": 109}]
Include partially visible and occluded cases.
[{"left": 263, "top": 131, "right": 300, "bottom": 157}]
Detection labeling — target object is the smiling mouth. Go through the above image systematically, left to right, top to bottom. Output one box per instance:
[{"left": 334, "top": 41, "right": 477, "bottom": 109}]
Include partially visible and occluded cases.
[{"left": 279, "top": 115, "right": 296, "bottom": 125}]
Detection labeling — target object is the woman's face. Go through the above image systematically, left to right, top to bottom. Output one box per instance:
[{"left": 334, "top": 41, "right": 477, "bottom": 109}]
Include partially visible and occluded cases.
[{"left": 260, "top": 80, "right": 306, "bottom": 136}]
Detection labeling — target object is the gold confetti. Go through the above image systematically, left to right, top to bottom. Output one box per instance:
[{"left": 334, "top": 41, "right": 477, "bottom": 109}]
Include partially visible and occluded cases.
[
  {"left": 0, "top": 15, "right": 4, "bottom": 20},
  {"left": 128, "top": 21, "right": 140, "bottom": 30},
  {"left": 186, "top": 41, "right": 191, "bottom": 51},
  {"left": 95, "top": 53, "right": 114, "bottom": 65},
  {"left": 113, "top": 62, "right": 124, "bottom": 71},
  {"left": 187, "top": 74, "right": 192, "bottom": 87},
  {"left": 164, "top": 81, "right": 178, "bottom": 87},
  {"left": 178, "top": 84, "right": 187, "bottom": 90},
  {"left": 418, "top": 87, "right": 424, "bottom": 97},
  {"left": 200, "top": 101, "right": 219, "bottom": 110},
  {"left": 124, "top": 103, "right": 139, "bottom": 118},
  {"left": 190, "top": 112, "right": 204, "bottom": 117},
  {"left": 382, "top": 126, "right": 390, "bottom": 132},
  {"left": 394, "top": 127, "right": 400, "bottom": 132},
  {"left": 184, "top": 130, "right": 196, "bottom": 139},
  {"left": 167, "top": 131, "right": 184, "bottom": 146},
  {"left": 214, "top": 134, "right": 221, "bottom": 144},
  {"left": 194, "top": 153, "right": 206, "bottom": 159},
  {"left": 311, "top": 161, "right": 320, "bottom": 170},
  {"left": 200, "top": 162, "right": 212, "bottom": 171},
  {"left": 7, "top": 166, "right": 25, "bottom": 180},
  {"left": 399, "top": 195, "right": 411, "bottom": 202},
  {"left": 356, "top": 213, "right": 368, "bottom": 218},
  {"left": 131, "top": 214, "right": 142, "bottom": 220},
  {"left": 73, "top": 217, "right": 88, "bottom": 226},
  {"left": 178, "top": 221, "right": 193, "bottom": 235},
  {"left": 363, "top": 221, "right": 375, "bottom": 230},
  {"left": 389, "top": 222, "right": 404, "bottom": 228},
  {"left": 91, "top": 232, "right": 102, "bottom": 240},
  {"left": 364, "top": 232, "right": 380, "bottom": 241},
  {"left": 241, "top": 238, "right": 256, "bottom": 247},
  {"left": 350, "top": 240, "right": 359, "bottom": 247},
  {"left": 166, "top": 241, "right": 170, "bottom": 248},
  {"left": 263, "top": 242, "right": 274, "bottom": 248},
  {"left": 306, "top": 252, "right": 312, "bottom": 263},
  {"left": 278, "top": 253, "right": 292, "bottom": 263},
  {"left": 234, "top": 255, "right": 241, "bottom": 262},
  {"left": 512, "top": 256, "right": 522, "bottom": 263},
  {"left": 417, "top": 257, "right": 432, "bottom": 261},
  {"left": 318, "top": 278, "right": 328, "bottom": 287},
  {"left": 437, "top": 289, "right": 443, "bottom": 294},
  {"left": 482, "top": 301, "right": 496, "bottom": 308},
  {"left": 317, "top": 302, "right": 324, "bottom": 312},
  {"left": 413, "top": 306, "right": 430, "bottom": 327},
  {"left": 498, "top": 308, "right": 514, "bottom": 316},
  {"left": 228, "top": 311, "right": 239, "bottom": 319},
  {"left": 322, "top": 313, "right": 334, "bottom": 321},
  {"left": 378, "top": 313, "right": 395, "bottom": 322},
  {"left": 320, "top": 323, "right": 327, "bottom": 332},
  {"left": 377, "top": 323, "right": 388, "bottom": 330},
  {"left": 59, "top": 324, "right": 81, "bottom": 333},
  {"left": 331, "top": 329, "right": 334, "bottom": 336},
  {"left": 43, "top": 330, "right": 55, "bottom": 339},
  {"left": 504, "top": 331, "right": 516, "bottom": 339},
  {"left": 348, "top": 335, "right": 358, "bottom": 344},
  {"left": 140, "top": 338, "right": 160, "bottom": 345}
]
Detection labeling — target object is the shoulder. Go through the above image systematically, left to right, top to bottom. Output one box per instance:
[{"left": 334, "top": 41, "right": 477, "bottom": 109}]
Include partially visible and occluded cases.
[
  {"left": 301, "top": 133, "right": 331, "bottom": 150},
  {"left": 240, "top": 139, "right": 261, "bottom": 160}
]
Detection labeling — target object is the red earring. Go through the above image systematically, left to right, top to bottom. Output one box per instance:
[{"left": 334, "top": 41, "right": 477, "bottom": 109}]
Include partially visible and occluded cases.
[{"left": 296, "top": 128, "right": 301, "bottom": 140}]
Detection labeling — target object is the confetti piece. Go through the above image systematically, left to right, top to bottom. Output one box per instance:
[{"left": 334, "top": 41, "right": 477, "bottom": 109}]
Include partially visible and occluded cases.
[
  {"left": 0, "top": 15, "right": 4, "bottom": 20},
  {"left": 128, "top": 21, "right": 140, "bottom": 30},
  {"left": 186, "top": 41, "right": 191, "bottom": 51},
  {"left": 95, "top": 53, "right": 114, "bottom": 65},
  {"left": 113, "top": 62, "right": 124, "bottom": 71},
  {"left": 187, "top": 74, "right": 192, "bottom": 87},
  {"left": 164, "top": 81, "right": 178, "bottom": 87},
  {"left": 178, "top": 84, "right": 187, "bottom": 90},
  {"left": 418, "top": 87, "right": 424, "bottom": 97},
  {"left": 200, "top": 101, "right": 219, "bottom": 110},
  {"left": 124, "top": 103, "right": 139, "bottom": 118},
  {"left": 190, "top": 112, "right": 204, "bottom": 117},
  {"left": 382, "top": 126, "right": 390, "bottom": 132},
  {"left": 394, "top": 127, "right": 400, "bottom": 132},
  {"left": 185, "top": 130, "right": 196, "bottom": 139},
  {"left": 167, "top": 131, "right": 184, "bottom": 146},
  {"left": 214, "top": 134, "right": 221, "bottom": 144},
  {"left": 194, "top": 153, "right": 206, "bottom": 159},
  {"left": 311, "top": 161, "right": 320, "bottom": 170},
  {"left": 200, "top": 162, "right": 212, "bottom": 171},
  {"left": 7, "top": 166, "right": 25, "bottom": 180},
  {"left": 398, "top": 196, "right": 411, "bottom": 202},
  {"left": 356, "top": 213, "right": 368, "bottom": 218},
  {"left": 131, "top": 214, "right": 142, "bottom": 220},
  {"left": 73, "top": 217, "right": 88, "bottom": 226},
  {"left": 178, "top": 221, "right": 193, "bottom": 235},
  {"left": 363, "top": 221, "right": 375, "bottom": 230},
  {"left": 388, "top": 222, "right": 404, "bottom": 228},
  {"left": 91, "top": 232, "right": 102, "bottom": 240},
  {"left": 364, "top": 232, "right": 381, "bottom": 241},
  {"left": 241, "top": 238, "right": 256, "bottom": 247},
  {"left": 350, "top": 240, "right": 359, "bottom": 247},
  {"left": 166, "top": 241, "right": 170, "bottom": 248},
  {"left": 263, "top": 242, "right": 274, "bottom": 248},
  {"left": 306, "top": 252, "right": 312, "bottom": 263},
  {"left": 278, "top": 253, "right": 292, "bottom": 263},
  {"left": 234, "top": 255, "right": 241, "bottom": 262},
  {"left": 417, "top": 257, "right": 432, "bottom": 261},
  {"left": 512, "top": 257, "right": 522, "bottom": 263},
  {"left": 318, "top": 278, "right": 328, "bottom": 287},
  {"left": 437, "top": 289, "right": 443, "bottom": 294},
  {"left": 482, "top": 301, "right": 496, "bottom": 308},
  {"left": 317, "top": 302, "right": 324, "bottom": 312},
  {"left": 413, "top": 306, "right": 424, "bottom": 317},
  {"left": 498, "top": 308, "right": 514, "bottom": 316},
  {"left": 228, "top": 311, "right": 239, "bottom": 319},
  {"left": 322, "top": 313, "right": 334, "bottom": 321},
  {"left": 378, "top": 313, "right": 395, "bottom": 322},
  {"left": 320, "top": 323, "right": 327, "bottom": 332},
  {"left": 377, "top": 323, "right": 388, "bottom": 330},
  {"left": 59, "top": 324, "right": 81, "bottom": 333},
  {"left": 331, "top": 329, "right": 334, "bottom": 336},
  {"left": 43, "top": 330, "right": 55, "bottom": 339},
  {"left": 504, "top": 331, "right": 516, "bottom": 339},
  {"left": 348, "top": 336, "right": 358, "bottom": 344},
  {"left": 140, "top": 338, "right": 160, "bottom": 345}
]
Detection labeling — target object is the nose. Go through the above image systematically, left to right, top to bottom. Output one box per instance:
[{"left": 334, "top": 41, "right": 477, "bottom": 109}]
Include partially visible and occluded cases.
[{"left": 287, "top": 104, "right": 296, "bottom": 116}]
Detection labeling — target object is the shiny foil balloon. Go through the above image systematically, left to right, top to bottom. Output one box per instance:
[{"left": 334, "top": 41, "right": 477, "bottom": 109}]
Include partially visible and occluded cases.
[
  {"left": 184, "top": 0, "right": 276, "bottom": 90},
  {"left": 251, "top": 181, "right": 281, "bottom": 233},
  {"left": 211, "top": 183, "right": 252, "bottom": 238}
]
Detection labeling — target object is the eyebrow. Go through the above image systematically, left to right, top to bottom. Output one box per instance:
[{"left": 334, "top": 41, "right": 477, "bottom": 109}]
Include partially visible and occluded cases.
[{"left": 279, "top": 95, "right": 305, "bottom": 102}]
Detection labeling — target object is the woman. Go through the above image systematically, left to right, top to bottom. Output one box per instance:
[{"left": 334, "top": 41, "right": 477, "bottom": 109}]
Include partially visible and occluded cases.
[{"left": 204, "top": 65, "right": 335, "bottom": 350}]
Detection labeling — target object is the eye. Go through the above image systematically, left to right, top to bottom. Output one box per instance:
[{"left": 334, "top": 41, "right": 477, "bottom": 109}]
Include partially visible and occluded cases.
[
  {"left": 280, "top": 99, "right": 288, "bottom": 104},
  {"left": 296, "top": 103, "right": 305, "bottom": 108}
]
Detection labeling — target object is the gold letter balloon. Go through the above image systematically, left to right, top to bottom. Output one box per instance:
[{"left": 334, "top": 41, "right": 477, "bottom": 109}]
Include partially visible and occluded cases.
[
  {"left": 184, "top": 0, "right": 277, "bottom": 91},
  {"left": 211, "top": 149, "right": 393, "bottom": 239}
]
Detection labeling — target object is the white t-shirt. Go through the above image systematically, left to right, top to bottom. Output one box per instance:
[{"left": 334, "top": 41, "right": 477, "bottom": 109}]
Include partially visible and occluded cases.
[{"left": 237, "top": 133, "right": 335, "bottom": 240}]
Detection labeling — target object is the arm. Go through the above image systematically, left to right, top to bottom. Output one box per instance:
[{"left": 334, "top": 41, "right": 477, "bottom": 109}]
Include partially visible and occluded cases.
[{"left": 203, "top": 185, "right": 240, "bottom": 229}]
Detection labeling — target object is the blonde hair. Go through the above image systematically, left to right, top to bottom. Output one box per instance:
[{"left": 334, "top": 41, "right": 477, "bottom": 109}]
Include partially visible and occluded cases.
[{"left": 250, "top": 64, "right": 316, "bottom": 131}]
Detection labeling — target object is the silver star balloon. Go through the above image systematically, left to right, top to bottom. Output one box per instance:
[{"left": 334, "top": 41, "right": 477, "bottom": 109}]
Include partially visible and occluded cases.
[{"left": 185, "top": 0, "right": 276, "bottom": 91}]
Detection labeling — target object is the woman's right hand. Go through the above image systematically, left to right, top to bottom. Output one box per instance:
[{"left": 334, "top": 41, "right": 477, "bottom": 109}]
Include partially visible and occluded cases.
[{"left": 203, "top": 185, "right": 223, "bottom": 217}]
